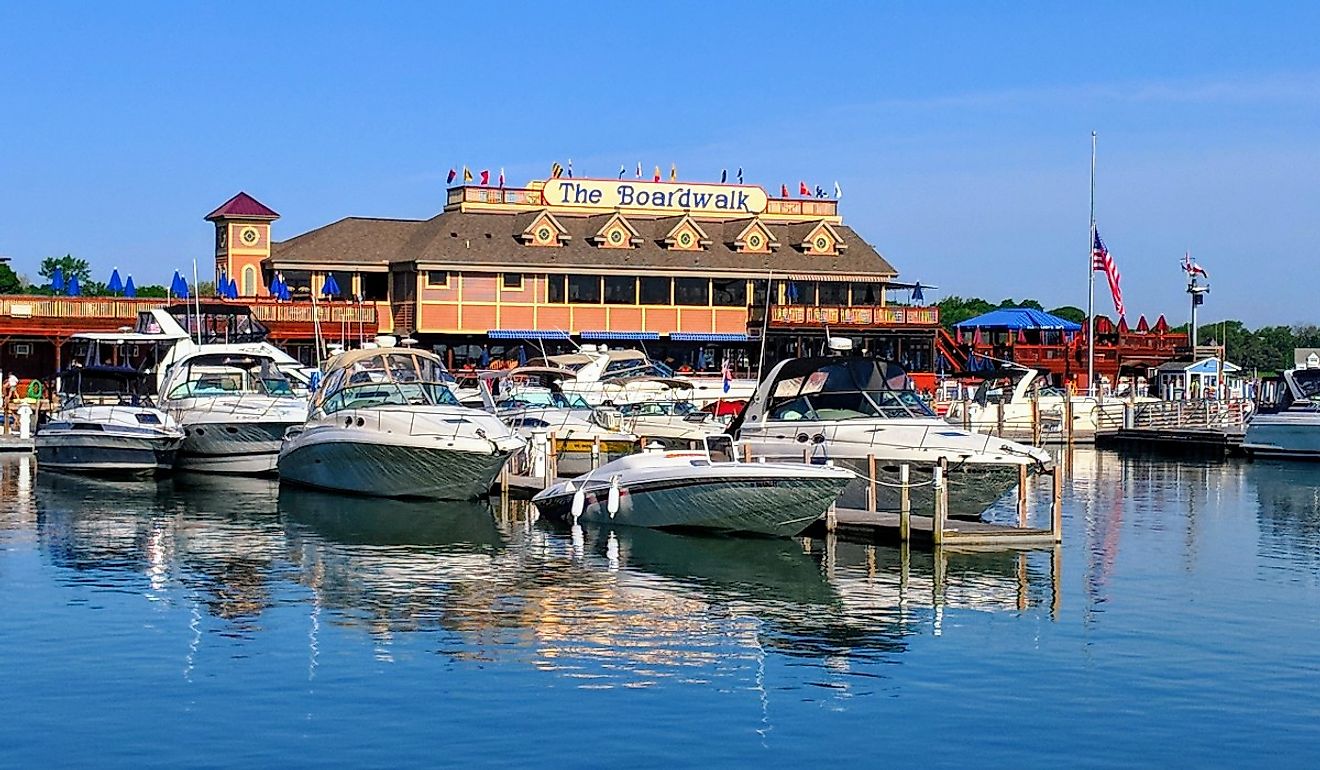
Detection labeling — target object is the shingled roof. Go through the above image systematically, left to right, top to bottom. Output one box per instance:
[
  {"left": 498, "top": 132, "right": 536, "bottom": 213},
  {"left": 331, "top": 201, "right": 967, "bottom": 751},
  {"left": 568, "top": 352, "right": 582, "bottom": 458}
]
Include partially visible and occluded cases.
[
  {"left": 206, "top": 192, "right": 280, "bottom": 222},
  {"left": 270, "top": 210, "right": 898, "bottom": 278}
]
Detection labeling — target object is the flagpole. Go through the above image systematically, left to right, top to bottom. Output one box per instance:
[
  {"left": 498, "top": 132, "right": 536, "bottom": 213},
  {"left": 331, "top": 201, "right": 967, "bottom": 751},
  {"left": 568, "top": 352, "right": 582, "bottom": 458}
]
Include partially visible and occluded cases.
[{"left": 1086, "top": 131, "right": 1097, "bottom": 396}]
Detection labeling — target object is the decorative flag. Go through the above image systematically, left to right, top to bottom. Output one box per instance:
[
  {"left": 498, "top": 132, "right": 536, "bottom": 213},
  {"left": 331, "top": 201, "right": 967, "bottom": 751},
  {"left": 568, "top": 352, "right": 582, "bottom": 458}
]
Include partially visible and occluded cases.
[
  {"left": 567, "top": 158, "right": 573, "bottom": 178},
  {"left": 636, "top": 161, "right": 643, "bottom": 179},
  {"left": 550, "top": 162, "right": 563, "bottom": 179},
  {"left": 669, "top": 163, "right": 677, "bottom": 181},
  {"left": 618, "top": 164, "right": 626, "bottom": 179},
  {"left": 654, "top": 165, "right": 661, "bottom": 182},
  {"left": 463, "top": 166, "right": 473, "bottom": 182},
  {"left": 498, "top": 167, "right": 505, "bottom": 188},
  {"left": 736, "top": 167, "right": 743, "bottom": 184},
  {"left": 446, "top": 168, "right": 457, "bottom": 184},
  {"left": 479, "top": 169, "right": 490, "bottom": 186},
  {"left": 720, "top": 169, "right": 727, "bottom": 183},
  {"left": 799, "top": 181, "right": 810, "bottom": 196},
  {"left": 834, "top": 181, "right": 842, "bottom": 199},
  {"left": 780, "top": 183, "right": 789, "bottom": 197},
  {"left": 814, "top": 185, "right": 825, "bottom": 198},
  {"left": 1092, "top": 229, "right": 1125, "bottom": 318},
  {"left": 1182, "top": 251, "right": 1208, "bottom": 278},
  {"left": 721, "top": 358, "right": 733, "bottom": 394}
]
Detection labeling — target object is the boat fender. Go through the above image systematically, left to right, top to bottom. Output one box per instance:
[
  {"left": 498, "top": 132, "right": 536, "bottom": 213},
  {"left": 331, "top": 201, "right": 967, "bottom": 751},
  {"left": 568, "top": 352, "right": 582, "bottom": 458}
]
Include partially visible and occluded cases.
[
  {"left": 25, "top": 380, "right": 43, "bottom": 400},
  {"left": 607, "top": 476, "right": 621, "bottom": 516},
  {"left": 570, "top": 487, "right": 586, "bottom": 520}
]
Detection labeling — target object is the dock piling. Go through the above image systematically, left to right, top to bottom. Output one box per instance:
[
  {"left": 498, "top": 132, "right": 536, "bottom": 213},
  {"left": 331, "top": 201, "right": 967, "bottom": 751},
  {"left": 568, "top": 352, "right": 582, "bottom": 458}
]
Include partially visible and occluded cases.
[
  {"left": 591, "top": 437, "right": 601, "bottom": 470},
  {"left": 866, "top": 453, "right": 877, "bottom": 513},
  {"left": 931, "top": 458, "right": 948, "bottom": 545},
  {"left": 825, "top": 460, "right": 838, "bottom": 532},
  {"left": 899, "top": 463, "right": 911, "bottom": 542},
  {"left": 1017, "top": 463, "right": 1029, "bottom": 528},
  {"left": 1050, "top": 464, "right": 1063, "bottom": 542}
]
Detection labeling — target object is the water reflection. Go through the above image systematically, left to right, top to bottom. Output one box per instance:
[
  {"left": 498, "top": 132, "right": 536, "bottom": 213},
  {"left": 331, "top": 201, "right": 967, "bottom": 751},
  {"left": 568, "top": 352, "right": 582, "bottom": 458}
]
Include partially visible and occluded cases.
[{"left": 1249, "top": 459, "right": 1320, "bottom": 582}]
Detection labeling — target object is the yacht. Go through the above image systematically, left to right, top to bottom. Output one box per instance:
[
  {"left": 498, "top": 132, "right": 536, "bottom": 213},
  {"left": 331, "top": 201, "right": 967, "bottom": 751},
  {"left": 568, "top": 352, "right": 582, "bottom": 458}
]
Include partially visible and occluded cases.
[
  {"left": 528, "top": 346, "right": 758, "bottom": 407},
  {"left": 278, "top": 347, "right": 524, "bottom": 499},
  {"left": 157, "top": 348, "right": 309, "bottom": 475},
  {"left": 728, "top": 356, "right": 1053, "bottom": 518},
  {"left": 35, "top": 366, "right": 184, "bottom": 476},
  {"left": 1243, "top": 367, "right": 1320, "bottom": 459},
  {"left": 532, "top": 437, "right": 852, "bottom": 537}
]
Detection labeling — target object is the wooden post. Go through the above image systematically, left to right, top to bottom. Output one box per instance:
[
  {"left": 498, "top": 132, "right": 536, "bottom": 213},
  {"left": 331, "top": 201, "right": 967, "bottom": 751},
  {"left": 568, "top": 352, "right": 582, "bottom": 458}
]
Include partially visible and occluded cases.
[
  {"left": 961, "top": 391, "right": 971, "bottom": 431},
  {"left": 1031, "top": 391, "right": 1041, "bottom": 445},
  {"left": 1064, "top": 394, "right": 1074, "bottom": 445},
  {"left": 996, "top": 400, "right": 1005, "bottom": 437},
  {"left": 547, "top": 430, "right": 558, "bottom": 483},
  {"left": 591, "top": 436, "right": 601, "bottom": 470},
  {"left": 742, "top": 442, "right": 752, "bottom": 463},
  {"left": 866, "top": 453, "right": 877, "bottom": 513},
  {"left": 932, "top": 458, "right": 948, "bottom": 545},
  {"left": 825, "top": 460, "right": 837, "bottom": 532},
  {"left": 500, "top": 462, "right": 510, "bottom": 497},
  {"left": 899, "top": 463, "right": 911, "bottom": 542},
  {"left": 1017, "top": 463, "right": 1028, "bottom": 528},
  {"left": 1050, "top": 465, "right": 1063, "bottom": 542}
]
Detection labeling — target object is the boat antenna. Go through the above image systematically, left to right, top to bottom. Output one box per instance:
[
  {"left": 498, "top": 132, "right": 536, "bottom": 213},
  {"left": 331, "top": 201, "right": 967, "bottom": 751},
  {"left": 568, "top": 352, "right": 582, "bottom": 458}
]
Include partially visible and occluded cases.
[
  {"left": 1086, "top": 130, "right": 1097, "bottom": 397},
  {"left": 191, "top": 257, "right": 202, "bottom": 345},
  {"left": 755, "top": 269, "right": 773, "bottom": 383}
]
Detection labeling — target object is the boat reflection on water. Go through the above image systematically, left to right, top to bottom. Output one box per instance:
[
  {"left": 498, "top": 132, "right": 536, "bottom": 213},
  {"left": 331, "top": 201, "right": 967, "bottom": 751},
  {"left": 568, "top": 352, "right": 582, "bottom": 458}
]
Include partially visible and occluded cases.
[
  {"left": 1249, "top": 459, "right": 1320, "bottom": 577},
  {"left": 279, "top": 486, "right": 505, "bottom": 549}
]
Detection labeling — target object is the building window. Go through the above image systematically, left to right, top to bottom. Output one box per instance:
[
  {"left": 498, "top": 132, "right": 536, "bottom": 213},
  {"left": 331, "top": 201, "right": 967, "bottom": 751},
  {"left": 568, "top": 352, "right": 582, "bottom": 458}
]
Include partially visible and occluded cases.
[
  {"left": 242, "top": 266, "right": 256, "bottom": 297},
  {"left": 282, "top": 270, "right": 312, "bottom": 298},
  {"left": 425, "top": 270, "right": 450, "bottom": 288},
  {"left": 360, "top": 272, "right": 389, "bottom": 301},
  {"left": 503, "top": 273, "right": 524, "bottom": 290},
  {"left": 546, "top": 274, "right": 567, "bottom": 303},
  {"left": 568, "top": 274, "right": 601, "bottom": 304},
  {"left": 603, "top": 276, "right": 637, "bottom": 305},
  {"left": 639, "top": 276, "right": 671, "bottom": 305},
  {"left": 674, "top": 277, "right": 710, "bottom": 306},
  {"left": 712, "top": 279, "right": 747, "bottom": 307},
  {"left": 819, "top": 282, "right": 849, "bottom": 305},
  {"left": 851, "top": 282, "right": 879, "bottom": 305}
]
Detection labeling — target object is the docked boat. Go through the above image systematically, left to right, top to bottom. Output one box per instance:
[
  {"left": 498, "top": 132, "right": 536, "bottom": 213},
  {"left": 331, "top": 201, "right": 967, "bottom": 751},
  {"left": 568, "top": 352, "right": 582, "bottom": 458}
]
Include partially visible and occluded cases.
[
  {"left": 528, "top": 346, "right": 758, "bottom": 407},
  {"left": 278, "top": 347, "right": 525, "bottom": 499},
  {"left": 158, "top": 348, "right": 309, "bottom": 475},
  {"left": 729, "top": 356, "right": 1053, "bottom": 518},
  {"left": 35, "top": 366, "right": 184, "bottom": 476},
  {"left": 1243, "top": 367, "right": 1320, "bottom": 459},
  {"left": 612, "top": 377, "right": 726, "bottom": 449},
  {"left": 532, "top": 437, "right": 852, "bottom": 537}
]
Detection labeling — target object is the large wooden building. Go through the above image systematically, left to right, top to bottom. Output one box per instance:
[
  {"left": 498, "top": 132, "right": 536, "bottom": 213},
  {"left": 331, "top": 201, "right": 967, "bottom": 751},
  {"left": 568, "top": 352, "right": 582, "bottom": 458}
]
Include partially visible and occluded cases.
[{"left": 221, "top": 177, "right": 941, "bottom": 373}]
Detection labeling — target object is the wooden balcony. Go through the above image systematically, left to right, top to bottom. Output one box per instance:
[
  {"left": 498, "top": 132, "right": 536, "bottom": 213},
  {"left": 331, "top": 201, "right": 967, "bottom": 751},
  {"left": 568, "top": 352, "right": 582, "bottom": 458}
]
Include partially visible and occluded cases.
[{"left": 765, "top": 304, "right": 939, "bottom": 328}]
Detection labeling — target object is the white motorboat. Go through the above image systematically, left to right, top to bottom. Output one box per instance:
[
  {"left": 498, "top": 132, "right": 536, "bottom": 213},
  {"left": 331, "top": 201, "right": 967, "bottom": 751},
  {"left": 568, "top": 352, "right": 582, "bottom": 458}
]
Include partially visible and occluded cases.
[
  {"left": 528, "top": 346, "right": 758, "bottom": 407},
  {"left": 278, "top": 347, "right": 525, "bottom": 499},
  {"left": 158, "top": 348, "right": 309, "bottom": 475},
  {"left": 729, "top": 356, "right": 1053, "bottom": 518},
  {"left": 943, "top": 363, "right": 1156, "bottom": 442},
  {"left": 35, "top": 366, "right": 184, "bottom": 476},
  {"left": 479, "top": 367, "right": 639, "bottom": 475},
  {"left": 1243, "top": 367, "right": 1320, "bottom": 459},
  {"left": 611, "top": 377, "right": 726, "bottom": 449},
  {"left": 532, "top": 437, "right": 852, "bottom": 537}
]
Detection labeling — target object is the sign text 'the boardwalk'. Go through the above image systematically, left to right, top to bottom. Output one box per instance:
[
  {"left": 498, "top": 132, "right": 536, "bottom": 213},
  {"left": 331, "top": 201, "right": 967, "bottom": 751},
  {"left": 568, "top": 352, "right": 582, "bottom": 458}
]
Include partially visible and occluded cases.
[{"left": 541, "top": 179, "right": 769, "bottom": 215}]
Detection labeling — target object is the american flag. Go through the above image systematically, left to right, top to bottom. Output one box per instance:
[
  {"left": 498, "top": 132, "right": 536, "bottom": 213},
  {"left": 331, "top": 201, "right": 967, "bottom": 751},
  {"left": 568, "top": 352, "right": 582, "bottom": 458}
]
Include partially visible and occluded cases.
[
  {"left": 1092, "top": 228, "right": 1124, "bottom": 318},
  {"left": 721, "top": 358, "right": 733, "bottom": 393}
]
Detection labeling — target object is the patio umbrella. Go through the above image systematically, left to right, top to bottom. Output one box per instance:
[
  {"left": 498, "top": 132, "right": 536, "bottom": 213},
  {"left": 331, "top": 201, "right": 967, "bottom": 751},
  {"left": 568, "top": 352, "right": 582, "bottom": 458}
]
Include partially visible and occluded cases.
[
  {"left": 51, "top": 267, "right": 65, "bottom": 293},
  {"left": 107, "top": 268, "right": 124, "bottom": 295},
  {"left": 217, "top": 270, "right": 227, "bottom": 296},
  {"left": 321, "top": 273, "right": 341, "bottom": 298},
  {"left": 269, "top": 274, "right": 283, "bottom": 298},
  {"left": 67, "top": 275, "right": 81, "bottom": 296},
  {"left": 124, "top": 275, "right": 137, "bottom": 298},
  {"left": 228, "top": 277, "right": 239, "bottom": 299},
  {"left": 279, "top": 278, "right": 291, "bottom": 301},
  {"left": 911, "top": 282, "right": 925, "bottom": 304},
  {"left": 972, "top": 326, "right": 983, "bottom": 345},
  {"left": 1017, "top": 328, "right": 1027, "bottom": 345},
  {"left": 517, "top": 345, "right": 527, "bottom": 366},
  {"left": 479, "top": 346, "right": 490, "bottom": 368},
  {"left": 695, "top": 348, "right": 708, "bottom": 371}
]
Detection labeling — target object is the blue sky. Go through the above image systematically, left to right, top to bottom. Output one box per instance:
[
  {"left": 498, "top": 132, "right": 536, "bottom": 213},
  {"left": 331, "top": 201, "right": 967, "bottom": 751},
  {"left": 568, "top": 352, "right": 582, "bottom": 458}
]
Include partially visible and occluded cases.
[{"left": 2, "top": 2, "right": 1318, "bottom": 326}]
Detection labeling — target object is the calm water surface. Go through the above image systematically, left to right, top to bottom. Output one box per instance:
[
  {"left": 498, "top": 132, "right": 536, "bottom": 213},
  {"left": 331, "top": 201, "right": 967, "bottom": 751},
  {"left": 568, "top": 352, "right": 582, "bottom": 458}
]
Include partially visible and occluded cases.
[{"left": 2, "top": 449, "right": 1319, "bottom": 767}]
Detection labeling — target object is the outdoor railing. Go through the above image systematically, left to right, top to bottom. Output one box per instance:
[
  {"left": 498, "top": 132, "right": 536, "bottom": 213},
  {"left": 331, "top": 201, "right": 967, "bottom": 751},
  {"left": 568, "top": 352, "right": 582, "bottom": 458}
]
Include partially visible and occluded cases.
[
  {"left": 0, "top": 295, "right": 376, "bottom": 324},
  {"left": 768, "top": 304, "right": 939, "bottom": 327},
  {"left": 1125, "top": 398, "right": 1253, "bottom": 431}
]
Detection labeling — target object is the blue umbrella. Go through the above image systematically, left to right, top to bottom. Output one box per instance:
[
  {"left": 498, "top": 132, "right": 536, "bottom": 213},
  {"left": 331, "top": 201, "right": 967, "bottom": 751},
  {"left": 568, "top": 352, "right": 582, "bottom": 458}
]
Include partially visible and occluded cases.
[
  {"left": 51, "top": 267, "right": 65, "bottom": 293},
  {"left": 107, "top": 268, "right": 124, "bottom": 295},
  {"left": 217, "top": 270, "right": 227, "bottom": 297},
  {"left": 170, "top": 271, "right": 185, "bottom": 297},
  {"left": 321, "top": 272, "right": 341, "bottom": 298},
  {"left": 67, "top": 274, "right": 81, "bottom": 296},
  {"left": 268, "top": 274, "right": 282, "bottom": 298},
  {"left": 124, "top": 275, "right": 137, "bottom": 298},
  {"left": 176, "top": 275, "right": 189, "bottom": 300},
  {"left": 228, "top": 277, "right": 239, "bottom": 299},
  {"left": 279, "top": 277, "right": 291, "bottom": 301},
  {"left": 786, "top": 282, "right": 799, "bottom": 303},
  {"left": 912, "top": 282, "right": 925, "bottom": 304},
  {"left": 517, "top": 345, "right": 527, "bottom": 366},
  {"left": 479, "top": 346, "right": 490, "bottom": 368},
  {"left": 695, "top": 348, "right": 708, "bottom": 371}
]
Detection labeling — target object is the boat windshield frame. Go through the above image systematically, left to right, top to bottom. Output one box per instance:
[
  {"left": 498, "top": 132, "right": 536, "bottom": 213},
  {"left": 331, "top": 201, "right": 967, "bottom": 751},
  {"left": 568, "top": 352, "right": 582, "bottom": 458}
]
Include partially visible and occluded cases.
[
  {"left": 315, "top": 351, "right": 462, "bottom": 415},
  {"left": 164, "top": 353, "right": 297, "bottom": 400},
  {"left": 764, "top": 358, "right": 935, "bottom": 421}
]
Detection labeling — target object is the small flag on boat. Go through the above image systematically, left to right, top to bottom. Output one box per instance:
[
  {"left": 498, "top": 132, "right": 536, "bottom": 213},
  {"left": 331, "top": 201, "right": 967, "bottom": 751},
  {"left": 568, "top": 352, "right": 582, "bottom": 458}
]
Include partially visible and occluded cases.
[
  {"left": 498, "top": 167, "right": 505, "bottom": 188},
  {"left": 1093, "top": 228, "right": 1125, "bottom": 318},
  {"left": 721, "top": 358, "right": 733, "bottom": 393}
]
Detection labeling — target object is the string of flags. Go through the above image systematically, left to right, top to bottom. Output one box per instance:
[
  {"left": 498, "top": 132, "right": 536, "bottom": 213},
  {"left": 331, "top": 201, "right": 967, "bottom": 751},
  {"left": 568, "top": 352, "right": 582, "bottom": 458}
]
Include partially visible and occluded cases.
[{"left": 443, "top": 160, "right": 844, "bottom": 199}]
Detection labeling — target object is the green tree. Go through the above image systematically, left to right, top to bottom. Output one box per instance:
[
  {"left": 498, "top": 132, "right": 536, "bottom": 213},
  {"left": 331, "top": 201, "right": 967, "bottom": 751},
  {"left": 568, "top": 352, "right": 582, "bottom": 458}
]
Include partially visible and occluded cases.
[
  {"left": 39, "top": 254, "right": 91, "bottom": 288},
  {"left": 0, "top": 263, "right": 22, "bottom": 294},
  {"left": 134, "top": 284, "right": 169, "bottom": 298},
  {"left": 936, "top": 295, "right": 996, "bottom": 330},
  {"left": 1047, "top": 306, "right": 1086, "bottom": 324}
]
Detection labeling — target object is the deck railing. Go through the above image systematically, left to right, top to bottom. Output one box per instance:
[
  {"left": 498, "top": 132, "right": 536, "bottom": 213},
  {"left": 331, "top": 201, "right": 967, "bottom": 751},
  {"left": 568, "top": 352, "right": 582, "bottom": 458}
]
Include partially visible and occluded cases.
[
  {"left": 0, "top": 295, "right": 376, "bottom": 324},
  {"left": 768, "top": 304, "right": 939, "bottom": 327},
  {"left": 1126, "top": 398, "right": 1253, "bottom": 431}
]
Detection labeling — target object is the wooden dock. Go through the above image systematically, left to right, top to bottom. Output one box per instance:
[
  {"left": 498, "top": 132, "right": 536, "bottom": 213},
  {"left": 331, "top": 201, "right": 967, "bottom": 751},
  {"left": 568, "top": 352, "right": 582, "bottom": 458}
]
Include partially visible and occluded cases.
[
  {"left": 1096, "top": 426, "right": 1245, "bottom": 457},
  {"left": 0, "top": 434, "right": 33, "bottom": 453}
]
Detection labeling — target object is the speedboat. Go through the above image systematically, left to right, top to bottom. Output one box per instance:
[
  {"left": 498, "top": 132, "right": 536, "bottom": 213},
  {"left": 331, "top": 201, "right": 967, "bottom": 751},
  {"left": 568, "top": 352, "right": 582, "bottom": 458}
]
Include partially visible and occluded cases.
[
  {"left": 528, "top": 346, "right": 758, "bottom": 407},
  {"left": 278, "top": 347, "right": 524, "bottom": 499},
  {"left": 157, "top": 348, "right": 309, "bottom": 475},
  {"left": 729, "top": 356, "right": 1053, "bottom": 518},
  {"left": 943, "top": 363, "right": 1156, "bottom": 442},
  {"left": 35, "top": 366, "right": 184, "bottom": 476},
  {"left": 478, "top": 367, "right": 638, "bottom": 474},
  {"left": 1244, "top": 367, "right": 1320, "bottom": 459},
  {"left": 532, "top": 437, "right": 852, "bottom": 537}
]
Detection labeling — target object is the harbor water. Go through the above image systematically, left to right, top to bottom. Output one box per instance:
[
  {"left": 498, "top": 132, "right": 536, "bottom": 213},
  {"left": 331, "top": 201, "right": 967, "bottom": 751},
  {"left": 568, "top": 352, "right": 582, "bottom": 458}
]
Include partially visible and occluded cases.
[{"left": 2, "top": 449, "right": 1319, "bottom": 766}]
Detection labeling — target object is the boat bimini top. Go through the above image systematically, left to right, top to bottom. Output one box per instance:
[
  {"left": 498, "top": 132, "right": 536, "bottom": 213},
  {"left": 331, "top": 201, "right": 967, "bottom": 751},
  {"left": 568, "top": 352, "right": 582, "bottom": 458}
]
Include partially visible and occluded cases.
[
  {"left": 313, "top": 349, "right": 464, "bottom": 415},
  {"left": 731, "top": 357, "right": 933, "bottom": 432}
]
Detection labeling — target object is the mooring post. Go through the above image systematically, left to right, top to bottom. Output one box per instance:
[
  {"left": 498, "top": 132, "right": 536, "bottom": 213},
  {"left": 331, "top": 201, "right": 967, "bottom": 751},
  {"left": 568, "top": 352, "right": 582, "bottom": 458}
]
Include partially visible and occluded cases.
[
  {"left": 961, "top": 391, "right": 971, "bottom": 431},
  {"left": 1031, "top": 391, "right": 1041, "bottom": 445},
  {"left": 1064, "top": 394, "right": 1074, "bottom": 445},
  {"left": 996, "top": 400, "right": 1005, "bottom": 437},
  {"left": 530, "top": 429, "right": 548, "bottom": 483},
  {"left": 547, "top": 430, "right": 558, "bottom": 483},
  {"left": 591, "top": 436, "right": 602, "bottom": 470},
  {"left": 742, "top": 442, "right": 752, "bottom": 463},
  {"left": 866, "top": 453, "right": 878, "bottom": 513},
  {"left": 932, "top": 458, "right": 947, "bottom": 545},
  {"left": 825, "top": 459, "right": 837, "bottom": 532},
  {"left": 500, "top": 462, "right": 510, "bottom": 498},
  {"left": 1017, "top": 462, "right": 1029, "bottom": 528},
  {"left": 899, "top": 463, "right": 911, "bottom": 542},
  {"left": 1050, "top": 465, "right": 1063, "bottom": 542}
]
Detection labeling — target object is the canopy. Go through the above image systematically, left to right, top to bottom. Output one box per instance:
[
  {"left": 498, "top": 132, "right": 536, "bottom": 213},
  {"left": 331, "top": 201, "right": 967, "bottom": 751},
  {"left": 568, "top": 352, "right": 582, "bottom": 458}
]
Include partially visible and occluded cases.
[{"left": 954, "top": 308, "right": 1082, "bottom": 332}]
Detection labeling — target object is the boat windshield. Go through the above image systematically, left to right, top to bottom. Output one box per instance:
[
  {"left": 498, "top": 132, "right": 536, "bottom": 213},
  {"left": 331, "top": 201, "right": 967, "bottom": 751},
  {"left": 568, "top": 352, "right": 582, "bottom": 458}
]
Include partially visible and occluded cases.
[
  {"left": 315, "top": 351, "right": 461, "bottom": 415},
  {"left": 166, "top": 355, "right": 296, "bottom": 399},
  {"left": 766, "top": 359, "right": 934, "bottom": 421},
  {"left": 1281, "top": 369, "right": 1320, "bottom": 408},
  {"left": 497, "top": 390, "right": 591, "bottom": 410},
  {"left": 618, "top": 400, "right": 698, "bottom": 417}
]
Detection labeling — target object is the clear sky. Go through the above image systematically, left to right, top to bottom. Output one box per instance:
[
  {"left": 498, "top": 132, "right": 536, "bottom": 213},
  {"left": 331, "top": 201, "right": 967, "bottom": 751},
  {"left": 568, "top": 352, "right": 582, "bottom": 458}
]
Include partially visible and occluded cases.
[{"left": 2, "top": 2, "right": 1317, "bottom": 327}]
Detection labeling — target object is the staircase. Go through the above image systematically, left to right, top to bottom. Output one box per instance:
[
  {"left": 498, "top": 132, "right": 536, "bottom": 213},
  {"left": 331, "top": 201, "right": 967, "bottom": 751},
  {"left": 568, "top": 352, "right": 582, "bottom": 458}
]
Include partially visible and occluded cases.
[{"left": 935, "top": 327, "right": 967, "bottom": 372}]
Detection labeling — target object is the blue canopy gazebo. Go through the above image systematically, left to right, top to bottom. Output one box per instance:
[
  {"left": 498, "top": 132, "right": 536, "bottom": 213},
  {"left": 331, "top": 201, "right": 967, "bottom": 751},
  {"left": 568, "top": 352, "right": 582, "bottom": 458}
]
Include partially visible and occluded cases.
[{"left": 955, "top": 308, "right": 1082, "bottom": 347}]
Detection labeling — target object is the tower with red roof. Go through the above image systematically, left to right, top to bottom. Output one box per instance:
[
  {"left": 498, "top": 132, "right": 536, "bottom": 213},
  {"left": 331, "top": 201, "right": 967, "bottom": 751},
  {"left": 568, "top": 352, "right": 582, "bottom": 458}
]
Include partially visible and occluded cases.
[{"left": 205, "top": 192, "right": 279, "bottom": 297}]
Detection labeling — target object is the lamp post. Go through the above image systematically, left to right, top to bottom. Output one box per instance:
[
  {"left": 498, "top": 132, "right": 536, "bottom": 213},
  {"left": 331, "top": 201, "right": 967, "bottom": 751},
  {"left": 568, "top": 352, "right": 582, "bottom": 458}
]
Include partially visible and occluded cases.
[{"left": 1188, "top": 274, "right": 1210, "bottom": 354}]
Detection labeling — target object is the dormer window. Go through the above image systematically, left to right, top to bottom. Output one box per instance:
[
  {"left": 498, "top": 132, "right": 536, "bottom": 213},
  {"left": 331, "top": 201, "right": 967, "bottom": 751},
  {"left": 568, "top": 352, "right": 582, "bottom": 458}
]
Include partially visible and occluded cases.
[
  {"left": 519, "top": 210, "right": 571, "bottom": 247},
  {"left": 590, "top": 213, "right": 642, "bottom": 250},
  {"left": 662, "top": 215, "right": 711, "bottom": 252}
]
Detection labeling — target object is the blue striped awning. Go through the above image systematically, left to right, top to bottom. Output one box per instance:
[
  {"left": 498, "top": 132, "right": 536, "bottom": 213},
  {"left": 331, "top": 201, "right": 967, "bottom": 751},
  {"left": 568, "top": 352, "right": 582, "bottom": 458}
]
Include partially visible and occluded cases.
[
  {"left": 487, "top": 329, "right": 572, "bottom": 340},
  {"left": 580, "top": 330, "right": 661, "bottom": 341},
  {"left": 669, "top": 332, "right": 749, "bottom": 342}
]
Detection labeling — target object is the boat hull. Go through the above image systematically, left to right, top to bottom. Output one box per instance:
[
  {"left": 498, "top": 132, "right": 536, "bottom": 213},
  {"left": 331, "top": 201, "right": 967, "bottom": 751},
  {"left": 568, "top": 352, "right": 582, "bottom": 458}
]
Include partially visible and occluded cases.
[
  {"left": 1244, "top": 414, "right": 1320, "bottom": 460},
  {"left": 177, "top": 420, "right": 300, "bottom": 475},
  {"left": 35, "top": 433, "right": 181, "bottom": 476},
  {"left": 278, "top": 438, "right": 515, "bottom": 500},
  {"left": 535, "top": 473, "right": 849, "bottom": 537}
]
